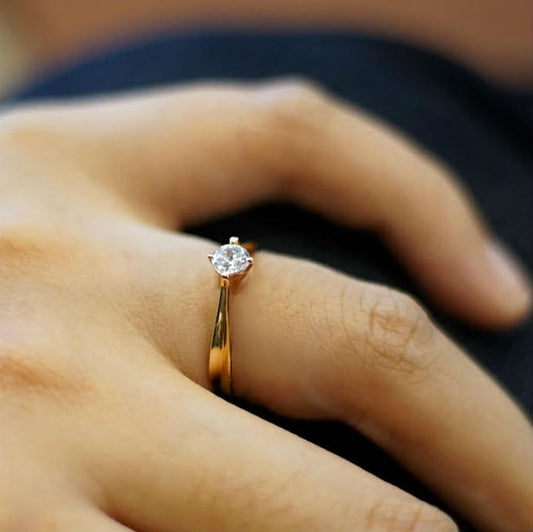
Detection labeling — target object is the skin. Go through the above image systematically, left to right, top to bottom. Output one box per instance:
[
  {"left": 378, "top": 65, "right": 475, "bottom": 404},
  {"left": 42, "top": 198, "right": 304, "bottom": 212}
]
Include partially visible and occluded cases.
[{"left": 0, "top": 79, "right": 532, "bottom": 532}]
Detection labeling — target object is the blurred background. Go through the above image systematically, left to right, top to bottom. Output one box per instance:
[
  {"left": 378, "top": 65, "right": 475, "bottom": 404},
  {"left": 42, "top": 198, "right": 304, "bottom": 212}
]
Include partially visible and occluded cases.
[{"left": 1, "top": 0, "right": 531, "bottom": 98}]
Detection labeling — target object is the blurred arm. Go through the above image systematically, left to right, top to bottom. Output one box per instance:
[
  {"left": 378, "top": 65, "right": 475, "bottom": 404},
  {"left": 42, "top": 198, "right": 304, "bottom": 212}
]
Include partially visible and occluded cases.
[{"left": 4, "top": 0, "right": 533, "bottom": 87}]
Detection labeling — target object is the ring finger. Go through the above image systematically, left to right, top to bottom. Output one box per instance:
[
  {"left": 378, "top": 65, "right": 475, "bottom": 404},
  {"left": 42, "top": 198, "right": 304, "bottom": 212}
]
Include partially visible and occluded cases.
[{"left": 136, "top": 233, "right": 533, "bottom": 532}]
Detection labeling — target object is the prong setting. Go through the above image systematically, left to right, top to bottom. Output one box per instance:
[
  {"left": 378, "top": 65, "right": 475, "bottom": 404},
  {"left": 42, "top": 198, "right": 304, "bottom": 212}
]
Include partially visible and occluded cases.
[{"left": 209, "top": 237, "right": 252, "bottom": 277}]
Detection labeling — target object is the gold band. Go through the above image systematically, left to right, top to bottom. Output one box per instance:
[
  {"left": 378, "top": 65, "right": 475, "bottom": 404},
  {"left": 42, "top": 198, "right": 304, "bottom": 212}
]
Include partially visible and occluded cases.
[
  {"left": 208, "top": 237, "right": 254, "bottom": 395},
  {"left": 209, "top": 277, "right": 232, "bottom": 395}
]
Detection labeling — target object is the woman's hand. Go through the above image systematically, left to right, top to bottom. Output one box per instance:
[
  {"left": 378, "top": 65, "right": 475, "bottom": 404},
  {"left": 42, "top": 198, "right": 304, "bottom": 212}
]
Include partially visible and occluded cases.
[{"left": 1, "top": 80, "right": 531, "bottom": 532}]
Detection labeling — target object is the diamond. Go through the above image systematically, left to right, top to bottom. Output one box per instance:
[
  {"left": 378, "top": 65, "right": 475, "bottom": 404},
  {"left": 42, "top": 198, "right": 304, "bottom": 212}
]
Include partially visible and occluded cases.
[{"left": 210, "top": 243, "right": 251, "bottom": 277}]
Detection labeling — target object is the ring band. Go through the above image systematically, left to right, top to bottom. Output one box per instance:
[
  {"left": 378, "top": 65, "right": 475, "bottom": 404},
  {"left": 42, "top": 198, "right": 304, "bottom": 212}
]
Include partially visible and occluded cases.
[{"left": 208, "top": 236, "right": 254, "bottom": 395}]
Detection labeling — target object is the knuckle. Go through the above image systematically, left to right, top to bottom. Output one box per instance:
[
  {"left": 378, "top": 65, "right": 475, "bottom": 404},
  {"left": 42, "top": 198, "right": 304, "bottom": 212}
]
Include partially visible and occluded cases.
[
  {"left": 264, "top": 76, "right": 329, "bottom": 105},
  {"left": 252, "top": 77, "right": 342, "bottom": 195},
  {"left": 258, "top": 77, "right": 333, "bottom": 142},
  {"left": 359, "top": 288, "right": 437, "bottom": 380},
  {"left": 365, "top": 498, "right": 457, "bottom": 532}
]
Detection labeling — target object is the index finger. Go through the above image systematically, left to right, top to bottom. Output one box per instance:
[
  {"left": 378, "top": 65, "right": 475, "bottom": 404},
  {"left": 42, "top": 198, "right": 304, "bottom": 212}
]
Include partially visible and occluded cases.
[{"left": 3, "top": 79, "right": 530, "bottom": 328}]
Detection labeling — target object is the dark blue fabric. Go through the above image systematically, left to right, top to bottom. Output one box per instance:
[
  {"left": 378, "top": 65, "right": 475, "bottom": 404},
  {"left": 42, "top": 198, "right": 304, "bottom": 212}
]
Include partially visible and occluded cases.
[{"left": 10, "top": 32, "right": 533, "bottom": 531}]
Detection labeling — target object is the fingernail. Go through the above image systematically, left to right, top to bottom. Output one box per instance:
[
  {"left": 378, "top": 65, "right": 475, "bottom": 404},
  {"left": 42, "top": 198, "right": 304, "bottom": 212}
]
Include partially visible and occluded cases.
[{"left": 486, "top": 240, "right": 532, "bottom": 313}]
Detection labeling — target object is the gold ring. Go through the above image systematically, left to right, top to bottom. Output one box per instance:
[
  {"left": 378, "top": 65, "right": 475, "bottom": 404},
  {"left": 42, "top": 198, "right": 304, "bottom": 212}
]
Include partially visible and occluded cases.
[{"left": 208, "top": 236, "right": 255, "bottom": 395}]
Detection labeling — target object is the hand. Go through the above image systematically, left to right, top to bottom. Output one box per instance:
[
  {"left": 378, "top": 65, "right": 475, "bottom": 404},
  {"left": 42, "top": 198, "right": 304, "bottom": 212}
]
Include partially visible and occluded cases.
[{"left": 1, "top": 79, "right": 531, "bottom": 532}]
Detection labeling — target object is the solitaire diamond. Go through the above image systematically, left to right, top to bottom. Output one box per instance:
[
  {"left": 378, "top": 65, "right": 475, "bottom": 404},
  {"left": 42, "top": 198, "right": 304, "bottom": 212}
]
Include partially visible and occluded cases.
[{"left": 210, "top": 242, "right": 251, "bottom": 277}]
